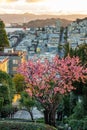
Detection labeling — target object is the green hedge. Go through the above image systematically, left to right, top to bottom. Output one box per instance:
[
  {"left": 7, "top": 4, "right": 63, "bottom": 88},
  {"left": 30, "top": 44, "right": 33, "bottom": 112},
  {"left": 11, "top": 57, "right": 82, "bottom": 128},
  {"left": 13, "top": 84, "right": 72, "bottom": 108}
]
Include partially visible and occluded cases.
[
  {"left": 68, "top": 119, "right": 87, "bottom": 130},
  {"left": 0, "top": 121, "right": 57, "bottom": 130}
]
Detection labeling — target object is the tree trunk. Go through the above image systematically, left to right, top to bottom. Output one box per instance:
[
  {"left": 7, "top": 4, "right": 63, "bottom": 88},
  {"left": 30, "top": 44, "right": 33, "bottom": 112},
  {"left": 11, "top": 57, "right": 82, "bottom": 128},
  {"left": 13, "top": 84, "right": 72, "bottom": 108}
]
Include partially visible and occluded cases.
[
  {"left": 44, "top": 109, "right": 56, "bottom": 127},
  {"left": 28, "top": 110, "right": 34, "bottom": 121},
  {"left": 44, "top": 110, "right": 49, "bottom": 125},
  {"left": 49, "top": 110, "right": 56, "bottom": 126}
]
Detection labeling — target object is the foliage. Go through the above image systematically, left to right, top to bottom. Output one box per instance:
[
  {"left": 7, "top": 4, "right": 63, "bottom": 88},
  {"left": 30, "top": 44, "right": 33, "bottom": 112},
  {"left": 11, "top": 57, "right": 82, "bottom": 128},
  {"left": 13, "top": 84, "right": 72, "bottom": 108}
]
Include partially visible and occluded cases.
[
  {"left": 0, "top": 19, "right": 9, "bottom": 51},
  {"left": 0, "top": 19, "right": 5, "bottom": 28},
  {"left": 59, "top": 27, "right": 64, "bottom": 43},
  {"left": 64, "top": 27, "right": 68, "bottom": 41},
  {"left": 58, "top": 42, "right": 73, "bottom": 58},
  {"left": 59, "top": 42, "right": 87, "bottom": 65},
  {"left": 64, "top": 42, "right": 70, "bottom": 57},
  {"left": 59, "top": 43, "right": 87, "bottom": 119},
  {"left": 70, "top": 43, "right": 87, "bottom": 65},
  {"left": 69, "top": 44, "right": 87, "bottom": 118},
  {"left": 17, "top": 55, "right": 87, "bottom": 126},
  {"left": 18, "top": 55, "right": 87, "bottom": 105},
  {"left": 0, "top": 70, "right": 15, "bottom": 100},
  {"left": 0, "top": 71, "right": 15, "bottom": 117},
  {"left": 13, "top": 73, "right": 25, "bottom": 93},
  {"left": 0, "top": 84, "right": 11, "bottom": 105},
  {"left": 82, "top": 85, "right": 87, "bottom": 115},
  {"left": 20, "top": 91, "right": 36, "bottom": 121},
  {"left": 20, "top": 91, "right": 35, "bottom": 108},
  {"left": 62, "top": 93, "right": 77, "bottom": 117},
  {"left": 0, "top": 98, "right": 4, "bottom": 111},
  {"left": 35, "top": 101, "right": 44, "bottom": 112},
  {"left": 65, "top": 101, "right": 86, "bottom": 129},
  {"left": 69, "top": 101, "right": 85, "bottom": 120},
  {"left": 1, "top": 104, "right": 14, "bottom": 118},
  {"left": 36, "top": 118, "right": 45, "bottom": 123},
  {"left": 68, "top": 119, "right": 87, "bottom": 130},
  {"left": 0, "top": 121, "right": 57, "bottom": 130}
]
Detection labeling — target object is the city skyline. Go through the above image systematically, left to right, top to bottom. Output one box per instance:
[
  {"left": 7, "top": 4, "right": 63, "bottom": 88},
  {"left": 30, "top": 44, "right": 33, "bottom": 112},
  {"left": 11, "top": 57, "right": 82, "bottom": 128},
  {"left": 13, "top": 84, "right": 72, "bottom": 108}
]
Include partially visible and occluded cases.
[{"left": 0, "top": 0, "right": 87, "bottom": 15}]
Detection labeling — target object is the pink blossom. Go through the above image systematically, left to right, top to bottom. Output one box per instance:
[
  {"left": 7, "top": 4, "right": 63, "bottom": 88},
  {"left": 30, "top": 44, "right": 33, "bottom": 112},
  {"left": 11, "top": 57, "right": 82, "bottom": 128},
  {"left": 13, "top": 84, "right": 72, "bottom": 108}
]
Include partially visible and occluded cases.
[{"left": 18, "top": 55, "right": 87, "bottom": 109}]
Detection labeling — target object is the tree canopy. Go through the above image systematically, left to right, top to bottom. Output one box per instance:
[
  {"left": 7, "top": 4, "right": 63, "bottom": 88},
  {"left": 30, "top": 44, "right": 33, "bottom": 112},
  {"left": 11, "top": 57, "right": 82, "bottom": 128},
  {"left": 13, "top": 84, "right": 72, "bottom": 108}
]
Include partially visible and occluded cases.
[
  {"left": 0, "top": 19, "right": 9, "bottom": 51},
  {"left": 18, "top": 55, "right": 87, "bottom": 126},
  {"left": 0, "top": 71, "right": 15, "bottom": 117},
  {"left": 13, "top": 73, "right": 25, "bottom": 93},
  {"left": 20, "top": 91, "right": 35, "bottom": 121}
]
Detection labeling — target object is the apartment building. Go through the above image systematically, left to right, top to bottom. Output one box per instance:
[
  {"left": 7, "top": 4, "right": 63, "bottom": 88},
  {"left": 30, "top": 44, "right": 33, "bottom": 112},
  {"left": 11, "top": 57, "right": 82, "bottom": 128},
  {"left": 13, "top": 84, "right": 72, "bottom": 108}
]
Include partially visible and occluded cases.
[
  {"left": 0, "top": 48, "right": 27, "bottom": 76},
  {"left": 0, "top": 56, "right": 9, "bottom": 73}
]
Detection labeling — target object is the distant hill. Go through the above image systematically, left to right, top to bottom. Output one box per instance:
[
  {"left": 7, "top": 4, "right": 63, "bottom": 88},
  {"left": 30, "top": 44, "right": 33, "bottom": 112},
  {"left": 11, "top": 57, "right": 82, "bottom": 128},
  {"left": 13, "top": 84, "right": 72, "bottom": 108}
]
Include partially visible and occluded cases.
[
  {"left": 0, "top": 13, "right": 87, "bottom": 25},
  {"left": 24, "top": 18, "right": 71, "bottom": 28}
]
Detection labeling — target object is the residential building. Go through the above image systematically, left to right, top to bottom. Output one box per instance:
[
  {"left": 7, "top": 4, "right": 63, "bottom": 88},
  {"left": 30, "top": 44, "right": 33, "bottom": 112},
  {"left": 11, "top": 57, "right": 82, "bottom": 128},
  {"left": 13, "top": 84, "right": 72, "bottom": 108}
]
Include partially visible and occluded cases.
[
  {"left": 0, "top": 48, "right": 27, "bottom": 76},
  {"left": 0, "top": 56, "right": 9, "bottom": 73}
]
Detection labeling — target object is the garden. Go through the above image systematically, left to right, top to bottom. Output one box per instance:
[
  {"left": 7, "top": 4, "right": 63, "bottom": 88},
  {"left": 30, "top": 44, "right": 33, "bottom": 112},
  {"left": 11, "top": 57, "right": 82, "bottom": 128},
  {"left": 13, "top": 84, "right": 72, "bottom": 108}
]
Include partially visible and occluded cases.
[{"left": 0, "top": 43, "right": 87, "bottom": 130}]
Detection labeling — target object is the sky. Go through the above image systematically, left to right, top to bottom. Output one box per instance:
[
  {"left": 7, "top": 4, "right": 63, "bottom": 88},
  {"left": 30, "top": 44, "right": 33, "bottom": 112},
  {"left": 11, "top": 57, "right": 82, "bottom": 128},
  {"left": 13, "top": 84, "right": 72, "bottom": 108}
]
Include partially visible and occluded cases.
[{"left": 0, "top": 0, "right": 87, "bottom": 15}]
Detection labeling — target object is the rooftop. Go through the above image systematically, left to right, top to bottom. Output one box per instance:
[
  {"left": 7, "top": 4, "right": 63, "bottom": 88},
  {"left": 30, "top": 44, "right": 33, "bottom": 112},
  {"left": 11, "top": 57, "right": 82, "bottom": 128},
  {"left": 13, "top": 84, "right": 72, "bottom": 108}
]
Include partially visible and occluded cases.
[{"left": 0, "top": 56, "right": 9, "bottom": 63}]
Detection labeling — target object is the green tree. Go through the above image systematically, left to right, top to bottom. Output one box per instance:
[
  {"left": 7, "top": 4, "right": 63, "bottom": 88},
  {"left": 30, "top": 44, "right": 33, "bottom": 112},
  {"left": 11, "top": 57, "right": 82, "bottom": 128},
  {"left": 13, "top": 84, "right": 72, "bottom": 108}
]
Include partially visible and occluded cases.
[
  {"left": 0, "top": 19, "right": 9, "bottom": 51},
  {"left": 64, "top": 27, "right": 68, "bottom": 42},
  {"left": 58, "top": 42, "right": 71, "bottom": 58},
  {"left": 64, "top": 42, "right": 71, "bottom": 57},
  {"left": 58, "top": 43, "right": 87, "bottom": 119},
  {"left": 70, "top": 43, "right": 87, "bottom": 65},
  {"left": 66, "top": 44, "right": 87, "bottom": 119},
  {"left": 70, "top": 44, "right": 87, "bottom": 115},
  {"left": 18, "top": 55, "right": 87, "bottom": 126},
  {"left": 0, "top": 70, "right": 15, "bottom": 117},
  {"left": 13, "top": 73, "right": 25, "bottom": 93},
  {"left": 13, "top": 74, "right": 36, "bottom": 121},
  {"left": 20, "top": 91, "right": 35, "bottom": 121},
  {"left": 70, "top": 101, "right": 84, "bottom": 120}
]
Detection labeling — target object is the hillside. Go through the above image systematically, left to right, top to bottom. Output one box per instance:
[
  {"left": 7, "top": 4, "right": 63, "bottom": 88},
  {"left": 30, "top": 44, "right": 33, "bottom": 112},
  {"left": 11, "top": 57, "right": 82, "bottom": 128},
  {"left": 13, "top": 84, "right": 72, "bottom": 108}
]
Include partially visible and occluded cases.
[
  {"left": 0, "top": 13, "right": 87, "bottom": 25},
  {"left": 24, "top": 18, "right": 71, "bottom": 28}
]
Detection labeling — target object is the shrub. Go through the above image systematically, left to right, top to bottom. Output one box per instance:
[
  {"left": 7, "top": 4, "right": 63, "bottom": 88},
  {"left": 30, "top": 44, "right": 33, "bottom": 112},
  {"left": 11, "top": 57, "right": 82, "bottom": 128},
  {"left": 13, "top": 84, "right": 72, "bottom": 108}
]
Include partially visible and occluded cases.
[
  {"left": 68, "top": 119, "right": 87, "bottom": 130},
  {"left": 0, "top": 121, "right": 57, "bottom": 130},
  {"left": 57, "top": 126, "right": 64, "bottom": 130}
]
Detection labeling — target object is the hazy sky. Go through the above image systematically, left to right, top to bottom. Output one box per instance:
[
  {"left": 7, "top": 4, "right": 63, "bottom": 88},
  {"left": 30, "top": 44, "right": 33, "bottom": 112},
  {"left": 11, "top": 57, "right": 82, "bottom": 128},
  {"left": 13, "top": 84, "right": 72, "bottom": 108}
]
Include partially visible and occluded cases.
[{"left": 0, "top": 0, "right": 87, "bottom": 14}]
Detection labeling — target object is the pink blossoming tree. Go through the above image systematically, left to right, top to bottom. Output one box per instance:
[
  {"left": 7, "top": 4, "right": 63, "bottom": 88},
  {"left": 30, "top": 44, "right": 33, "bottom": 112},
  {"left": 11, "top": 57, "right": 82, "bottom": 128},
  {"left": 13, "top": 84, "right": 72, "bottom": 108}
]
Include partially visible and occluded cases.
[{"left": 17, "top": 55, "right": 87, "bottom": 126}]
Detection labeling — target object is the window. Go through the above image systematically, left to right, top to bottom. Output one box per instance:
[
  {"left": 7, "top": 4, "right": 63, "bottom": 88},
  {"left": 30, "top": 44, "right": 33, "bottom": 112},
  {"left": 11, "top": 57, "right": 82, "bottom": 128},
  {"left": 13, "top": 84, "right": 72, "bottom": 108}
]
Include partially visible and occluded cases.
[
  {"left": 8, "top": 50, "right": 12, "bottom": 53},
  {"left": 13, "top": 60, "right": 18, "bottom": 64},
  {"left": 13, "top": 67, "right": 17, "bottom": 71}
]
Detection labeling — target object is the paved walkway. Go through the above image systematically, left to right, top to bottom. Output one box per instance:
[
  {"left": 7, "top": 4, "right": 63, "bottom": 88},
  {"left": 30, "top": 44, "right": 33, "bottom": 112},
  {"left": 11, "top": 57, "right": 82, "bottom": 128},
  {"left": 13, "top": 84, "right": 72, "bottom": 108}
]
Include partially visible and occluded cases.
[{"left": 13, "top": 107, "right": 44, "bottom": 120}]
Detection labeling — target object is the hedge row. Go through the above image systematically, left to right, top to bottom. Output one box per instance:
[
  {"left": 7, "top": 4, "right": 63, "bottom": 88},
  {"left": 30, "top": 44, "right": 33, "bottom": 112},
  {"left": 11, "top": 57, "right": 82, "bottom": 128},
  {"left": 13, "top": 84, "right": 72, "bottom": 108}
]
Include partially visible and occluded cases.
[
  {"left": 68, "top": 119, "right": 87, "bottom": 130},
  {"left": 0, "top": 121, "right": 57, "bottom": 130}
]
